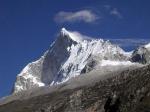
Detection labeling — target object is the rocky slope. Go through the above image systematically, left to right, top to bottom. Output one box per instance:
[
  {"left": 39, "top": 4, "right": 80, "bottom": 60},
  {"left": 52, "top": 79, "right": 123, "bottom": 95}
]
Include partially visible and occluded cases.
[{"left": 0, "top": 64, "right": 150, "bottom": 112}]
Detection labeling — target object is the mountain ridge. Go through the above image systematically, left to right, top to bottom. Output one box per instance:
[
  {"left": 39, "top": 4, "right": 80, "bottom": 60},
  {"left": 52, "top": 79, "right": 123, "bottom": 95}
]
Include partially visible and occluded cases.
[{"left": 13, "top": 28, "right": 149, "bottom": 94}]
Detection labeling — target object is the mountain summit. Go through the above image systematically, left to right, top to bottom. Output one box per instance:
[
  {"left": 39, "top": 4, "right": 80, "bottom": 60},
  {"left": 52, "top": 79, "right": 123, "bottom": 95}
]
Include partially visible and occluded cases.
[
  {"left": 60, "top": 27, "right": 85, "bottom": 42},
  {"left": 13, "top": 28, "right": 135, "bottom": 93},
  {"left": 131, "top": 43, "right": 150, "bottom": 64}
]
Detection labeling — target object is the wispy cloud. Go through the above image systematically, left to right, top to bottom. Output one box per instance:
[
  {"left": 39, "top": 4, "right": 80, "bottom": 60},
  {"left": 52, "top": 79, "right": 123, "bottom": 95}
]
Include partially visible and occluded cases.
[
  {"left": 104, "top": 5, "right": 123, "bottom": 19},
  {"left": 104, "top": 5, "right": 111, "bottom": 10},
  {"left": 110, "top": 8, "right": 122, "bottom": 19},
  {"left": 54, "top": 10, "right": 99, "bottom": 23},
  {"left": 109, "top": 39, "right": 150, "bottom": 48}
]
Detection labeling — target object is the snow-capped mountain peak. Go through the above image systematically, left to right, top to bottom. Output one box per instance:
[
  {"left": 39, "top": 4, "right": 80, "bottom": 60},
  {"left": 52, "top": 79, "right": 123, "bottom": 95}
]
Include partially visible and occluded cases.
[
  {"left": 60, "top": 27, "right": 69, "bottom": 36},
  {"left": 13, "top": 28, "right": 133, "bottom": 93},
  {"left": 60, "top": 28, "right": 85, "bottom": 43},
  {"left": 131, "top": 42, "right": 150, "bottom": 64}
]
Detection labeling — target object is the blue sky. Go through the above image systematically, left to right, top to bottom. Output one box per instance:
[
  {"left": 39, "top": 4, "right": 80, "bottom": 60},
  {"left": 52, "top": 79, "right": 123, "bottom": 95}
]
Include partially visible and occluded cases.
[{"left": 0, "top": 0, "right": 150, "bottom": 97}]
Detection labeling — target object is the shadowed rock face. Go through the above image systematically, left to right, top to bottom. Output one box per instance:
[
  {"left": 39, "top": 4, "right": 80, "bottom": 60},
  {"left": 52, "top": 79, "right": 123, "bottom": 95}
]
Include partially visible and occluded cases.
[
  {"left": 131, "top": 46, "right": 150, "bottom": 64},
  {"left": 0, "top": 65, "right": 150, "bottom": 112}
]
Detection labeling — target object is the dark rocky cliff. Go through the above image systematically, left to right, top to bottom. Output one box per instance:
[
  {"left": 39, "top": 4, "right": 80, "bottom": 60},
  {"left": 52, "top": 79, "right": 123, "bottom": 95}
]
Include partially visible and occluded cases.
[
  {"left": 131, "top": 46, "right": 150, "bottom": 64},
  {"left": 0, "top": 65, "right": 150, "bottom": 112}
]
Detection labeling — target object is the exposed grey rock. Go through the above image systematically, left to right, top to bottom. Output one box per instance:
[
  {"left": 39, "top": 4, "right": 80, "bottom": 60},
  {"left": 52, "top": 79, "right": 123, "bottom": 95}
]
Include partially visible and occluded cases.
[{"left": 131, "top": 45, "right": 150, "bottom": 64}]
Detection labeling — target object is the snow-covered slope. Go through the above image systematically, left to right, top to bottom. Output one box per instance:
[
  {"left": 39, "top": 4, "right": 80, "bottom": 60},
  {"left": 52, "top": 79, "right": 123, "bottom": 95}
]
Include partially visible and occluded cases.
[
  {"left": 13, "top": 28, "right": 133, "bottom": 93},
  {"left": 145, "top": 43, "right": 150, "bottom": 48}
]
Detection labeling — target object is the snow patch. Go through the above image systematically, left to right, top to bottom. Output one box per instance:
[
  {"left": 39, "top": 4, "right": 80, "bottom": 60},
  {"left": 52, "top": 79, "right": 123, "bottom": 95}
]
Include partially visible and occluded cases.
[
  {"left": 145, "top": 43, "right": 150, "bottom": 48},
  {"left": 123, "top": 51, "right": 133, "bottom": 57},
  {"left": 100, "top": 60, "right": 134, "bottom": 66}
]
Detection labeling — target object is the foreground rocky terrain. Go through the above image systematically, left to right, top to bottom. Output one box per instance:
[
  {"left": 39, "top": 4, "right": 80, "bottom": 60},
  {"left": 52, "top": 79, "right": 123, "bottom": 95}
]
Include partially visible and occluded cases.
[{"left": 0, "top": 64, "right": 150, "bottom": 112}]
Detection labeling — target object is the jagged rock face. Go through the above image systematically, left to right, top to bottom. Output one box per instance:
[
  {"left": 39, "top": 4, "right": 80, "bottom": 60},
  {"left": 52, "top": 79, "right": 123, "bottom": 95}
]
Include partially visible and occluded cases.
[
  {"left": 13, "top": 28, "right": 129, "bottom": 93},
  {"left": 131, "top": 44, "right": 150, "bottom": 64},
  {"left": 1, "top": 65, "right": 150, "bottom": 112}
]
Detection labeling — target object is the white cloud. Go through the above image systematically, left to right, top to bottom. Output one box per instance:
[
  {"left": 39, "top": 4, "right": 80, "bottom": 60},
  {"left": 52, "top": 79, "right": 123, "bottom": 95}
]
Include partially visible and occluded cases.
[
  {"left": 110, "top": 8, "right": 122, "bottom": 19},
  {"left": 54, "top": 10, "right": 99, "bottom": 23},
  {"left": 68, "top": 30, "right": 94, "bottom": 40},
  {"left": 109, "top": 39, "right": 150, "bottom": 47}
]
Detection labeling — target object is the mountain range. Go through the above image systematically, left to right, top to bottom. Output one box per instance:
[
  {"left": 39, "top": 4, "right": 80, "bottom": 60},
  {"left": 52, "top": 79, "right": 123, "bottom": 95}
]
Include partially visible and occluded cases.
[
  {"left": 0, "top": 28, "right": 150, "bottom": 112},
  {"left": 13, "top": 28, "right": 150, "bottom": 93}
]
